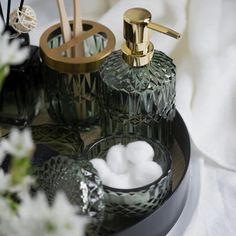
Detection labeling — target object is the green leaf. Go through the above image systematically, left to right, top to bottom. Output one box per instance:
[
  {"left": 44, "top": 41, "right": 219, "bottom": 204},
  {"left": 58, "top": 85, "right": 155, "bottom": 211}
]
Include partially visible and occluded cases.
[
  {"left": 0, "top": 66, "right": 9, "bottom": 91},
  {"left": 10, "top": 157, "right": 31, "bottom": 186}
]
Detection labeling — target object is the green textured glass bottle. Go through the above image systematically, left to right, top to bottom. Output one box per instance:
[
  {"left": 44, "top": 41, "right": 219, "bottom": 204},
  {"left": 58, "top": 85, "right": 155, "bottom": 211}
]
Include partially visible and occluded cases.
[{"left": 98, "top": 8, "right": 180, "bottom": 147}]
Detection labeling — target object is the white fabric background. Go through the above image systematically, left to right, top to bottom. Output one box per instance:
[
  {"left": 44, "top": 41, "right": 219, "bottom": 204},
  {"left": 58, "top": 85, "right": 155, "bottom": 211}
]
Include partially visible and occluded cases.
[{"left": 2, "top": 0, "right": 236, "bottom": 235}]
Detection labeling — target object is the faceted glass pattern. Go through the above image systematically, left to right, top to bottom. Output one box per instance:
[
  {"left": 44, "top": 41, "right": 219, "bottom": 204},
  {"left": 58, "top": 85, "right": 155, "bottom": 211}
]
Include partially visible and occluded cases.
[
  {"left": 43, "top": 33, "right": 108, "bottom": 128},
  {"left": 99, "top": 50, "right": 176, "bottom": 147},
  {"left": 31, "top": 124, "right": 84, "bottom": 156},
  {"left": 83, "top": 135, "right": 172, "bottom": 234},
  {"left": 32, "top": 155, "right": 105, "bottom": 235}
]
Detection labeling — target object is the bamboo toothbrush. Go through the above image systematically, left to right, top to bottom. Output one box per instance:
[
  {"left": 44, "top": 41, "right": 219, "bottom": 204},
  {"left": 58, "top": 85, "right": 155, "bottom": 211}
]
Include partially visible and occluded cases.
[
  {"left": 56, "top": 0, "right": 71, "bottom": 44},
  {"left": 56, "top": 0, "right": 84, "bottom": 119},
  {"left": 73, "top": 0, "right": 84, "bottom": 57}
]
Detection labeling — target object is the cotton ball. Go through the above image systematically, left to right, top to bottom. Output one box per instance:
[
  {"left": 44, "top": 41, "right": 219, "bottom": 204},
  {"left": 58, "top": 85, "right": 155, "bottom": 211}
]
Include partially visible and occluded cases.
[
  {"left": 124, "top": 141, "right": 154, "bottom": 164},
  {"left": 106, "top": 144, "right": 129, "bottom": 174},
  {"left": 90, "top": 158, "right": 111, "bottom": 183},
  {"left": 130, "top": 161, "right": 163, "bottom": 187},
  {"left": 105, "top": 173, "right": 133, "bottom": 189}
]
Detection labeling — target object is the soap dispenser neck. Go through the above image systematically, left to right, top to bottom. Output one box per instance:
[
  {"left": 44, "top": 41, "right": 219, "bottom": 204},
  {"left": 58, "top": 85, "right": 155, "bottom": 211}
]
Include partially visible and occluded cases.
[{"left": 121, "top": 8, "right": 180, "bottom": 67}]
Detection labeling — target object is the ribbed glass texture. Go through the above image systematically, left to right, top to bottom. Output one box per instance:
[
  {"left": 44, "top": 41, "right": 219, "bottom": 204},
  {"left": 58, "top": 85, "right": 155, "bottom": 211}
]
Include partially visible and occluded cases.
[{"left": 99, "top": 50, "right": 176, "bottom": 147}]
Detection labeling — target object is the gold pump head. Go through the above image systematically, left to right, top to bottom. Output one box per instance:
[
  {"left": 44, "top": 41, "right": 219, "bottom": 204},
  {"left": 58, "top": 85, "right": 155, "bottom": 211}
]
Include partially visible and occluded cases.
[{"left": 121, "top": 8, "right": 180, "bottom": 67}]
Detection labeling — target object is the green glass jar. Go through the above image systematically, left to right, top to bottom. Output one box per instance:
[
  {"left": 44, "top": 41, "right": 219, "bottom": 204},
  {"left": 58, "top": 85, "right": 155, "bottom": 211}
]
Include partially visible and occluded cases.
[{"left": 99, "top": 50, "right": 176, "bottom": 147}]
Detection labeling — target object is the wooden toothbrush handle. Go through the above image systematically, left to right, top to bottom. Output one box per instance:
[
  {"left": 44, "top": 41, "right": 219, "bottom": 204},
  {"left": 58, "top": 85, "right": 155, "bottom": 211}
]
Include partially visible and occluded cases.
[
  {"left": 56, "top": 0, "right": 71, "bottom": 43},
  {"left": 73, "top": 0, "right": 84, "bottom": 56},
  {"left": 73, "top": 0, "right": 83, "bottom": 36}
]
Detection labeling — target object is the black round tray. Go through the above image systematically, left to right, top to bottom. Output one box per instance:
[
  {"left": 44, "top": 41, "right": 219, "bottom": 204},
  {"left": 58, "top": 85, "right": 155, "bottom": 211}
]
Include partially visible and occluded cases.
[
  {"left": 0, "top": 110, "right": 190, "bottom": 236},
  {"left": 114, "top": 111, "right": 191, "bottom": 236}
]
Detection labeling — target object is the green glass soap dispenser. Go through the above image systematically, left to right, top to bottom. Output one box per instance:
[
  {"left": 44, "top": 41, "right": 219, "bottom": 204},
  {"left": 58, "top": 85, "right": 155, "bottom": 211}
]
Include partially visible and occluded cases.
[{"left": 98, "top": 8, "right": 180, "bottom": 147}]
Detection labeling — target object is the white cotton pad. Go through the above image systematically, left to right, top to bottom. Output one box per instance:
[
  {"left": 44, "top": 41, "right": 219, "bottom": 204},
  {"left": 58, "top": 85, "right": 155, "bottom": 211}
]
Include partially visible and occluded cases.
[
  {"left": 124, "top": 141, "right": 154, "bottom": 164},
  {"left": 106, "top": 143, "right": 129, "bottom": 174},
  {"left": 90, "top": 158, "right": 111, "bottom": 183},
  {"left": 130, "top": 161, "right": 163, "bottom": 187},
  {"left": 104, "top": 173, "right": 133, "bottom": 189}
]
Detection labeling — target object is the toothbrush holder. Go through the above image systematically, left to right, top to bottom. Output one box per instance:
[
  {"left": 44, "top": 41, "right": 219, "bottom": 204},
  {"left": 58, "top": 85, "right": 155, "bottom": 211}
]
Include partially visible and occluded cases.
[{"left": 39, "top": 20, "right": 115, "bottom": 129}]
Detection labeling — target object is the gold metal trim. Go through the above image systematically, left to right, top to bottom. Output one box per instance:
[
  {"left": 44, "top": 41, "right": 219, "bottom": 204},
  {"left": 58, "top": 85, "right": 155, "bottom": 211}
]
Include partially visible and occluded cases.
[
  {"left": 121, "top": 8, "right": 180, "bottom": 67},
  {"left": 40, "top": 20, "right": 116, "bottom": 73},
  {"left": 147, "top": 22, "right": 180, "bottom": 39},
  {"left": 121, "top": 42, "right": 154, "bottom": 67}
]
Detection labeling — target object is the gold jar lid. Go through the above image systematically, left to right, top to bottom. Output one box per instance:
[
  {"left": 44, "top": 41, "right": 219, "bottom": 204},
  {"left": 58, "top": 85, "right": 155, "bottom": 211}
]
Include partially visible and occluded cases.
[{"left": 40, "top": 20, "right": 116, "bottom": 74}]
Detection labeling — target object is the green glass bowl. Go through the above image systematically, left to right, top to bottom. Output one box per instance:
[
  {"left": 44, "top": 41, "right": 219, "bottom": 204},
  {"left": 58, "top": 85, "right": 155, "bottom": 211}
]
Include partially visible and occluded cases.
[{"left": 83, "top": 135, "right": 172, "bottom": 233}]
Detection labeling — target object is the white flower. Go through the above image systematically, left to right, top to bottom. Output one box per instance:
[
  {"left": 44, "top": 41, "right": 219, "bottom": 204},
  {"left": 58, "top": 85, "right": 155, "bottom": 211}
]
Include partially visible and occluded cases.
[
  {"left": 0, "top": 18, "right": 29, "bottom": 67},
  {"left": 1, "top": 128, "right": 35, "bottom": 158},
  {"left": 0, "top": 169, "right": 10, "bottom": 193},
  {"left": 9, "top": 175, "right": 35, "bottom": 195},
  {"left": 14, "top": 192, "right": 89, "bottom": 236},
  {"left": 0, "top": 197, "right": 16, "bottom": 236}
]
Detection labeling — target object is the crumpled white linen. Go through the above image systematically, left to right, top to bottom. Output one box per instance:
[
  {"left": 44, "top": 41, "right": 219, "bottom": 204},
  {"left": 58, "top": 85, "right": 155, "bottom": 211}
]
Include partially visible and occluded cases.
[
  {"left": 2, "top": 0, "right": 236, "bottom": 235},
  {"left": 177, "top": 0, "right": 236, "bottom": 171},
  {"left": 183, "top": 156, "right": 236, "bottom": 236}
]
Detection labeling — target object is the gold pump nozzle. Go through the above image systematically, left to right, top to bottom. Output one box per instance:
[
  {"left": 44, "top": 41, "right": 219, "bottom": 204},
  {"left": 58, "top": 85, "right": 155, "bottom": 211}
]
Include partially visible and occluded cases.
[{"left": 121, "top": 8, "right": 180, "bottom": 67}]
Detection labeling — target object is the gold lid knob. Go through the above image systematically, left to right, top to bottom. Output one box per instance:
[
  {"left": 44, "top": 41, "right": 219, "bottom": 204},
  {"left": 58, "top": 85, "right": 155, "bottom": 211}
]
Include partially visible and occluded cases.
[{"left": 121, "top": 8, "right": 180, "bottom": 67}]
